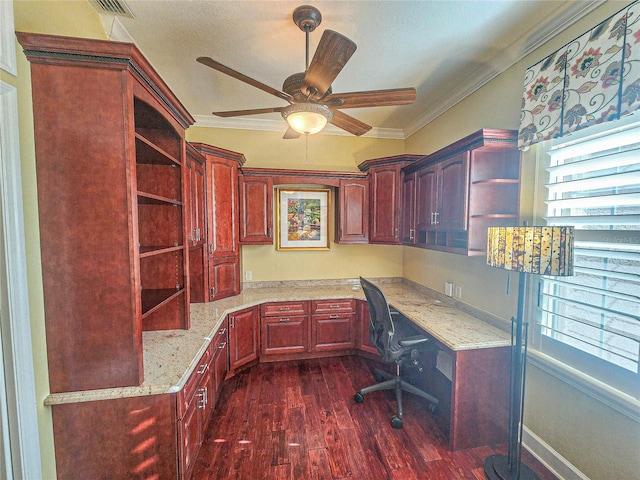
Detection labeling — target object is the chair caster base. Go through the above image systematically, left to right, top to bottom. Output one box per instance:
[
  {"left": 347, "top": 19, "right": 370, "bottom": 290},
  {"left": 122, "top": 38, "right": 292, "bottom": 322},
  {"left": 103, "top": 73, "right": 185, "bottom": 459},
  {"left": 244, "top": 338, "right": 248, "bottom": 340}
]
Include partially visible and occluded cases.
[
  {"left": 354, "top": 392, "right": 364, "bottom": 403},
  {"left": 391, "top": 415, "right": 403, "bottom": 429}
]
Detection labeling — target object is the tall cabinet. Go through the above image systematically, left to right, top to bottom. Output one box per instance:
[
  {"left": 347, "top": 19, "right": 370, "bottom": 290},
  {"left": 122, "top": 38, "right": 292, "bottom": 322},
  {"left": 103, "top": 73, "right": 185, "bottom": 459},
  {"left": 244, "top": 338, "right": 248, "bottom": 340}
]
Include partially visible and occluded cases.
[
  {"left": 17, "top": 32, "right": 193, "bottom": 392},
  {"left": 193, "top": 143, "right": 245, "bottom": 301}
]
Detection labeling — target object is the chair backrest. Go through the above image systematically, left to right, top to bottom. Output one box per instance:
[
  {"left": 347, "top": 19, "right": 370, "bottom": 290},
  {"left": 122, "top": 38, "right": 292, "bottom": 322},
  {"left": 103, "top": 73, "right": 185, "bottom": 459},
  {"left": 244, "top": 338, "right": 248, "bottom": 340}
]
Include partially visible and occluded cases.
[{"left": 360, "top": 277, "right": 395, "bottom": 361}]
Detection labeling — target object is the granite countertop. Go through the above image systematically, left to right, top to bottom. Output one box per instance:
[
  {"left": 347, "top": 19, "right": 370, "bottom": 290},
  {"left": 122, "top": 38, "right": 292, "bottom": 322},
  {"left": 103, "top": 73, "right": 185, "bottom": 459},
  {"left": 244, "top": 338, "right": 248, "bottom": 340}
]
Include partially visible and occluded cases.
[{"left": 44, "top": 279, "right": 511, "bottom": 405}]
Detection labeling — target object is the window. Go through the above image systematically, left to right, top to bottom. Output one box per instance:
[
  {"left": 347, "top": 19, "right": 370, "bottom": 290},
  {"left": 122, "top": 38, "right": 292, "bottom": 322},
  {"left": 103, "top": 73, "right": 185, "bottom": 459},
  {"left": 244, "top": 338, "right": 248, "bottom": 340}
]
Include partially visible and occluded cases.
[{"left": 534, "top": 115, "right": 640, "bottom": 399}]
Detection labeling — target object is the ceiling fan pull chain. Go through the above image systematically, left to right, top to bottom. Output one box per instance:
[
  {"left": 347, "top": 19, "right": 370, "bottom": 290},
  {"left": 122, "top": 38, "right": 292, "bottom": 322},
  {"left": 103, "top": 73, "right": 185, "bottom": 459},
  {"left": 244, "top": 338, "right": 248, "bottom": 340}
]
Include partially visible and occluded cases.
[{"left": 305, "top": 134, "right": 309, "bottom": 164}]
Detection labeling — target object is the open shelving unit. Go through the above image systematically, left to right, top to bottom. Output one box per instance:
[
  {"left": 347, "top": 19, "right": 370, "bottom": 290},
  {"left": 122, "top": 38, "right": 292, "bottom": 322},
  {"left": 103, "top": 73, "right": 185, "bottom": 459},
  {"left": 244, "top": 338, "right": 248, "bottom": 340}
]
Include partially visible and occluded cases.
[{"left": 134, "top": 99, "right": 189, "bottom": 331}]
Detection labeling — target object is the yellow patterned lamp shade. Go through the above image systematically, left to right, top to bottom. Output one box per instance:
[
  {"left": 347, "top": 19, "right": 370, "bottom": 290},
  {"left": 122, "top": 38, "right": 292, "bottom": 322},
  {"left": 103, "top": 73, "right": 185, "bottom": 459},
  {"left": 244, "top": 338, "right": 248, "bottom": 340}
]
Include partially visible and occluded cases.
[{"left": 487, "top": 226, "right": 574, "bottom": 276}]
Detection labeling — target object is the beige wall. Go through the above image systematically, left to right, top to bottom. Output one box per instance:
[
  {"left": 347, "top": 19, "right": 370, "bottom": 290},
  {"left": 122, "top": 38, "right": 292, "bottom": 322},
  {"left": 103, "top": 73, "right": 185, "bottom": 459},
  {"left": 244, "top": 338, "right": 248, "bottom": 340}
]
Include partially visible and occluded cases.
[
  {"left": 11, "top": 1, "right": 638, "bottom": 479},
  {"left": 11, "top": 1, "right": 109, "bottom": 477},
  {"left": 403, "top": 2, "right": 639, "bottom": 480},
  {"left": 187, "top": 126, "right": 406, "bottom": 282}
]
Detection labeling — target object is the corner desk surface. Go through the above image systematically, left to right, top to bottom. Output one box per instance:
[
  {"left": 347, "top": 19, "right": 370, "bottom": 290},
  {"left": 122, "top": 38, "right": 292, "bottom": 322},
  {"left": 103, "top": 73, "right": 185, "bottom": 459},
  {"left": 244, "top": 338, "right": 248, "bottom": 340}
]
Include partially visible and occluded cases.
[{"left": 45, "top": 282, "right": 510, "bottom": 406}]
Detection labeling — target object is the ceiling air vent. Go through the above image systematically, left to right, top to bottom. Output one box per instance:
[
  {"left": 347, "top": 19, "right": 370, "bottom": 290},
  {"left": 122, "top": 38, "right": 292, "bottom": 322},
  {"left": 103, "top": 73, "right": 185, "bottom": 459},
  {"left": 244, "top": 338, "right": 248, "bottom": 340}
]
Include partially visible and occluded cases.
[{"left": 89, "top": 0, "right": 134, "bottom": 18}]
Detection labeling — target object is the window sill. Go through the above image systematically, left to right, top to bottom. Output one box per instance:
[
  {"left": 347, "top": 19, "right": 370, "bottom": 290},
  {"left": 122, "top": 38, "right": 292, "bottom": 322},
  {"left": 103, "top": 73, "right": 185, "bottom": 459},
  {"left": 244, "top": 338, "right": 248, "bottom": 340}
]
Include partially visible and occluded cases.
[{"left": 528, "top": 349, "right": 640, "bottom": 423}]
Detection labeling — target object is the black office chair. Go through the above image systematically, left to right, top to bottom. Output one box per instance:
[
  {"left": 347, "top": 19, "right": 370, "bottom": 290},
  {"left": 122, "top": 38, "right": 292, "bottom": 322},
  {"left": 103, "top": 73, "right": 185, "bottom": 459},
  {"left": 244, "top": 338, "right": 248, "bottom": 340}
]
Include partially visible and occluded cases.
[{"left": 354, "top": 277, "right": 438, "bottom": 428}]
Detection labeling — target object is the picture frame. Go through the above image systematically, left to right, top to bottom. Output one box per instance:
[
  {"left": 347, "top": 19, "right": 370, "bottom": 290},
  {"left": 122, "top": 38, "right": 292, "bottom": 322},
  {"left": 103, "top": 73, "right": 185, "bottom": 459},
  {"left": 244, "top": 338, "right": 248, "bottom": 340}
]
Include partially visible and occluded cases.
[{"left": 276, "top": 188, "right": 330, "bottom": 250}]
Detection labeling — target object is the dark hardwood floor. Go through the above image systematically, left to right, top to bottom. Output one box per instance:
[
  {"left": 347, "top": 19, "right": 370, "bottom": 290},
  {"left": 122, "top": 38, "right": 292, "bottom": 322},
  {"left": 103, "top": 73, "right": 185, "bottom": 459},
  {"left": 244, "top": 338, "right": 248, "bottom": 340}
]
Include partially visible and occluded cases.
[{"left": 192, "top": 356, "right": 556, "bottom": 479}]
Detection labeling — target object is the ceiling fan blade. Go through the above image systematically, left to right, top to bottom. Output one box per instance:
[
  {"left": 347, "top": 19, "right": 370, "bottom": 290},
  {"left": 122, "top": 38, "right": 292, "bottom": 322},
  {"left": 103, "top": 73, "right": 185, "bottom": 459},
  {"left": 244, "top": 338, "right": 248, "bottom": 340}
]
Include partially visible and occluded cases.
[
  {"left": 302, "top": 30, "right": 357, "bottom": 99},
  {"left": 197, "top": 56, "right": 293, "bottom": 103},
  {"left": 325, "top": 88, "right": 416, "bottom": 109},
  {"left": 212, "top": 107, "right": 285, "bottom": 117},
  {"left": 330, "top": 110, "right": 372, "bottom": 136},
  {"left": 283, "top": 127, "right": 301, "bottom": 140}
]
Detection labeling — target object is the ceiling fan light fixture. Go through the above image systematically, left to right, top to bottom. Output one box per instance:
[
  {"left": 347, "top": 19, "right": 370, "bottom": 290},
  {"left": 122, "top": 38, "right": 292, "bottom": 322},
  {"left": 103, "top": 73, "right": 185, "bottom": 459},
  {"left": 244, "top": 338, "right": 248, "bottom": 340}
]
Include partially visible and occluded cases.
[{"left": 281, "top": 103, "right": 333, "bottom": 135}]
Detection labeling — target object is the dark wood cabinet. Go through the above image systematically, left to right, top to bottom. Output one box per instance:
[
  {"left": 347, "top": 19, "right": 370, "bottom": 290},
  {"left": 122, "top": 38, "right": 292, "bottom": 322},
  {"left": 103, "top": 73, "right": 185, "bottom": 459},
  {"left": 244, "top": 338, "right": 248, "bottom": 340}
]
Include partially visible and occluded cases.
[
  {"left": 17, "top": 32, "right": 193, "bottom": 393},
  {"left": 405, "top": 129, "right": 521, "bottom": 255},
  {"left": 186, "top": 144, "right": 206, "bottom": 248},
  {"left": 193, "top": 144, "right": 245, "bottom": 300},
  {"left": 358, "top": 155, "right": 422, "bottom": 245},
  {"left": 368, "top": 163, "right": 403, "bottom": 244},
  {"left": 401, "top": 172, "right": 416, "bottom": 244},
  {"left": 239, "top": 175, "right": 274, "bottom": 244},
  {"left": 336, "top": 179, "right": 369, "bottom": 244},
  {"left": 311, "top": 300, "right": 356, "bottom": 351},
  {"left": 356, "top": 300, "right": 379, "bottom": 355},
  {"left": 260, "top": 301, "right": 310, "bottom": 356},
  {"left": 228, "top": 306, "right": 259, "bottom": 371}
]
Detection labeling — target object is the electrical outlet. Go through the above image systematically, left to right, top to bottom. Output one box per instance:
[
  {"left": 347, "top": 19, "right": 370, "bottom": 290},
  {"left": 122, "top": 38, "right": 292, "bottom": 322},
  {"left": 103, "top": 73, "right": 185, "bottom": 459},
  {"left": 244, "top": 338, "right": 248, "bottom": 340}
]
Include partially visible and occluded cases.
[
  {"left": 245, "top": 270, "right": 252, "bottom": 281},
  {"left": 445, "top": 281, "right": 453, "bottom": 297},
  {"left": 454, "top": 285, "right": 462, "bottom": 299}
]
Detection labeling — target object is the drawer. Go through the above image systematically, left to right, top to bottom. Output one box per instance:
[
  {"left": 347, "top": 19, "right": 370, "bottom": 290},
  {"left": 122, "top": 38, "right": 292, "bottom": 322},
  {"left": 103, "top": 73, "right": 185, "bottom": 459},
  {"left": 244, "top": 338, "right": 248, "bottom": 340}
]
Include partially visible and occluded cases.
[
  {"left": 312, "top": 299, "right": 355, "bottom": 314},
  {"left": 261, "top": 301, "right": 309, "bottom": 317},
  {"left": 211, "top": 318, "right": 228, "bottom": 349},
  {"left": 177, "top": 347, "right": 211, "bottom": 419}
]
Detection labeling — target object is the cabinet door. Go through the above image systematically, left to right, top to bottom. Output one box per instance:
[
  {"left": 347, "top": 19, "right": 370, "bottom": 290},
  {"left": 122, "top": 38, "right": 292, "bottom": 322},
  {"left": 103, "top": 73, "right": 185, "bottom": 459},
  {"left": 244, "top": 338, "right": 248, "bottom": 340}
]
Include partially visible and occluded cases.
[
  {"left": 186, "top": 146, "right": 206, "bottom": 248},
  {"left": 437, "top": 153, "right": 469, "bottom": 231},
  {"left": 207, "top": 157, "right": 239, "bottom": 256},
  {"left": 369, "top": 164, "right": 402, "bottom": 244},
  {"left": 416, "top": 165, "right": 438, "bottom": 230},
  {"left": 401, "top": 172, "right": 416, "bottom": 244},
  {"left": 239, "top": 175, "right": 273, "bottom": 244},
  {"left": 337, "top": 179, "right": 369, "bottom": 244},
  {"left": 208, "top": 256, "right": 240, "bottom": 301},
  {"left": 357, "top": 300, "right": 378, "bottom": 355},
  {"left": 228, "top": 307, "right": 259, "bottom": 371},
  {"left": 311, "top": 314, "right": 355, "bottom": 351},
  {"left": 261, "top": 316, "right": 308, "bottom": 355},
  {"left": 212, "top": 336, "right": 228, "bottom": 405},
  {"left": 179, "top": 390, "right": 201, "bottom": 480}
]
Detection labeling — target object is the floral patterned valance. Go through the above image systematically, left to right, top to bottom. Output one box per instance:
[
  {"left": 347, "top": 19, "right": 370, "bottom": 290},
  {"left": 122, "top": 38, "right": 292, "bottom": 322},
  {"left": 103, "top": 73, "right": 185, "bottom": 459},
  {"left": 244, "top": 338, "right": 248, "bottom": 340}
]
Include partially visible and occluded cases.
[{"left": 518, "top": 1, "right": 640, "bottom": 149}]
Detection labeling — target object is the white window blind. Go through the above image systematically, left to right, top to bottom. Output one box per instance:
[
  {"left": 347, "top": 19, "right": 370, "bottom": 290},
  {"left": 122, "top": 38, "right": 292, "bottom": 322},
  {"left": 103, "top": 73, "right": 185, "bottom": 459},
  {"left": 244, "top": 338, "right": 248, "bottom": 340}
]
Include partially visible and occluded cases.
[{"left": 538, "top": 118, "right": 640, "bottom": 398}]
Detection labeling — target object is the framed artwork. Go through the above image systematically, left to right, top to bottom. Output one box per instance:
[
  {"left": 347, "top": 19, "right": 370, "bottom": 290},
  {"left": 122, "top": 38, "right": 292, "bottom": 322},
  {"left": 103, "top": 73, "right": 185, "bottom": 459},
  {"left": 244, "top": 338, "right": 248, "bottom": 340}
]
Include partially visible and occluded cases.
[{"left": 276, "top": 188, "right": 330, "bottom": 250}]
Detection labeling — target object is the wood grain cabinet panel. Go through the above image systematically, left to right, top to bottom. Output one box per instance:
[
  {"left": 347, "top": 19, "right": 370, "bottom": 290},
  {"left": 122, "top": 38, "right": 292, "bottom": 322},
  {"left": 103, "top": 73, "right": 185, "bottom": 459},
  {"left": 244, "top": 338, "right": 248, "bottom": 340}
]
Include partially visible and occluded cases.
[
  {"left": 16, "top": 32, "right": 193, "bottom": 393},
  {"left": 404, "top": 129, "right": 521, "bottom": 255},
  {"left": 192, "top": 144, "right": 245, "bottom": 301},
  {"left": 239, "top": 175, "right": 274, "bottom": 244},
  {"left": 336, "top": 179, "right": 369, "bottom": 244},
  {"left": 311, "top": 299, "right": 356, "bottom": 351},
  {"left": 228, "top": 306, "right": 259, "bottom": 371}
]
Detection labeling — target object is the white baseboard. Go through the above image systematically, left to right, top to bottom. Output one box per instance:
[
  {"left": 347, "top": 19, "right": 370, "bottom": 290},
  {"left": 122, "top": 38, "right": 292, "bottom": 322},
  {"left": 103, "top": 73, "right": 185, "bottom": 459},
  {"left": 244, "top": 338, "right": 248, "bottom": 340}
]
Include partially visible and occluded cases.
[{"left": 523, "top": 426, "right": 590, "bottom": 480}]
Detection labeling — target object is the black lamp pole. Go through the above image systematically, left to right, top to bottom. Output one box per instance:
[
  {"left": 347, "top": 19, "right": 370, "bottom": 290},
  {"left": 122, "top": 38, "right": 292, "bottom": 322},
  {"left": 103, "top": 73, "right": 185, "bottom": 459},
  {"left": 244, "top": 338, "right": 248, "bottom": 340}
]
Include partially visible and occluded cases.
[{"left": 484, "top": 271, "right": 540, "bottom": 480}]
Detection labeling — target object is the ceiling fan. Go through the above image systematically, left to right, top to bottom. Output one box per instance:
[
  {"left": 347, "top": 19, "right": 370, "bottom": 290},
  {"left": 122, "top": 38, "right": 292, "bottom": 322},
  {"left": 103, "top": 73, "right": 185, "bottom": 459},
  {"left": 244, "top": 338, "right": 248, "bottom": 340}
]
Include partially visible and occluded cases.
[{"left": 196, "top": 5, "right": 416, "bottom": 139}]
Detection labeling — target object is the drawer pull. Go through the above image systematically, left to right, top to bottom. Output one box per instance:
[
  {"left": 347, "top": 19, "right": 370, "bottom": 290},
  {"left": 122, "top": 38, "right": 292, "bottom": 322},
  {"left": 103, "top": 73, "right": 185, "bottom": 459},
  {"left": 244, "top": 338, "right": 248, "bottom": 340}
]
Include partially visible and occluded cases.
[
  {"left": 329, "top": 305, "right": 340, "bottom": 309},
  {"left": 279, "top": 307, "right": 290, "bottom": 311},
  {"left": 330, "top": 314, "right": 340, "bottom": 319},
  {"left": 279, "top": 317, "right": 290, "bottom": 322},
  {"left": 218, "top": 328, "right": 227, "bottom": 335},
  {"left": 218, "top": 341, "right": 227, "bottom": 349},
  {"left": 197, "top": 364, "right": 207, "bottom": 375},
  {"left": 198, "top": 387, "right": 208, "bottom": 409}
]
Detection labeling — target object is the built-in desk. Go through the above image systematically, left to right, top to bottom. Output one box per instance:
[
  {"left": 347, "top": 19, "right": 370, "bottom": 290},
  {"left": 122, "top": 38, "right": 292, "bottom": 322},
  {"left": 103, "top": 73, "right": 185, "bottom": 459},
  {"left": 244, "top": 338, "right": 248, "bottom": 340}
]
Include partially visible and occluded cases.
[{"left": 45, "top": 279, "right": 511, "bottom": 476}]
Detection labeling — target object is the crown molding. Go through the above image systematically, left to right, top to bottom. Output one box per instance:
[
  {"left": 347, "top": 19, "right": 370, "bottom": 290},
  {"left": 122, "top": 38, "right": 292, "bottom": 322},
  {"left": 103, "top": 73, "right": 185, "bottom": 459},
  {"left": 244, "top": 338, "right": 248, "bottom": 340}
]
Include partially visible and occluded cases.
[
  {"left": 403, "top": 0, "right": 603, "bottom": 138},
  {"left": 192, "top": 114, "right": 406, "bottom": 139}
]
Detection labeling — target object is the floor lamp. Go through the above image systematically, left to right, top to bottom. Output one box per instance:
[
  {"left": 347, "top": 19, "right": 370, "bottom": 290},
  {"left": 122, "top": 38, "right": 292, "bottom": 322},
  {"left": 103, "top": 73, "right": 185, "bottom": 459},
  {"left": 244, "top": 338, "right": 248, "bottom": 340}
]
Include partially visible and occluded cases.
[{"left": 484, "top": 226, "right": 574, "bottom": 480}]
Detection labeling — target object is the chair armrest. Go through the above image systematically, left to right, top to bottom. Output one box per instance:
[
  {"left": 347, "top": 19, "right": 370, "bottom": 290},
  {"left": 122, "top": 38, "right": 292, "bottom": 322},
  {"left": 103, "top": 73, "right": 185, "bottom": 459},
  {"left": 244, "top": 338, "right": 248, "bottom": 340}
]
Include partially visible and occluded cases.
[{"left": 398, "top": 335, "right": 429, "bottom": 347}]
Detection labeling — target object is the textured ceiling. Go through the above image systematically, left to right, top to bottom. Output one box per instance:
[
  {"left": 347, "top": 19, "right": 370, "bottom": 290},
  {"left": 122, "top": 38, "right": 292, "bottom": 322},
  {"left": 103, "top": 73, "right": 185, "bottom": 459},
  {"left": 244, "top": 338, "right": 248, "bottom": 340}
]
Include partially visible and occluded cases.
[{"left": 104, "top": 0, "right": 601, "bottom": 138}]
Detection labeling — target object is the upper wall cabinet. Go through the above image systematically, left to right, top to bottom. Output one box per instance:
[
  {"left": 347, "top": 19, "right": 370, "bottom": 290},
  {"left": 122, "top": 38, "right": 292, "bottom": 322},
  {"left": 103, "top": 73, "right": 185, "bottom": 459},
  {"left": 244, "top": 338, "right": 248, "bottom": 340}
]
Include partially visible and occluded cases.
[
  {"left": 17, "top": 32, "right": 194, "bottom": 392},
  {"left": 403, "top": 129, "right": 521, "bottom": 255},
  {"left": 192, "top": 143, "right": 245, "bottom": 301},
  {"left": 359, "top": 155, "right": 422, "bottom": 245},
  {"left": 239, "top": 174, "right": 274, "bottom": 245}
]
